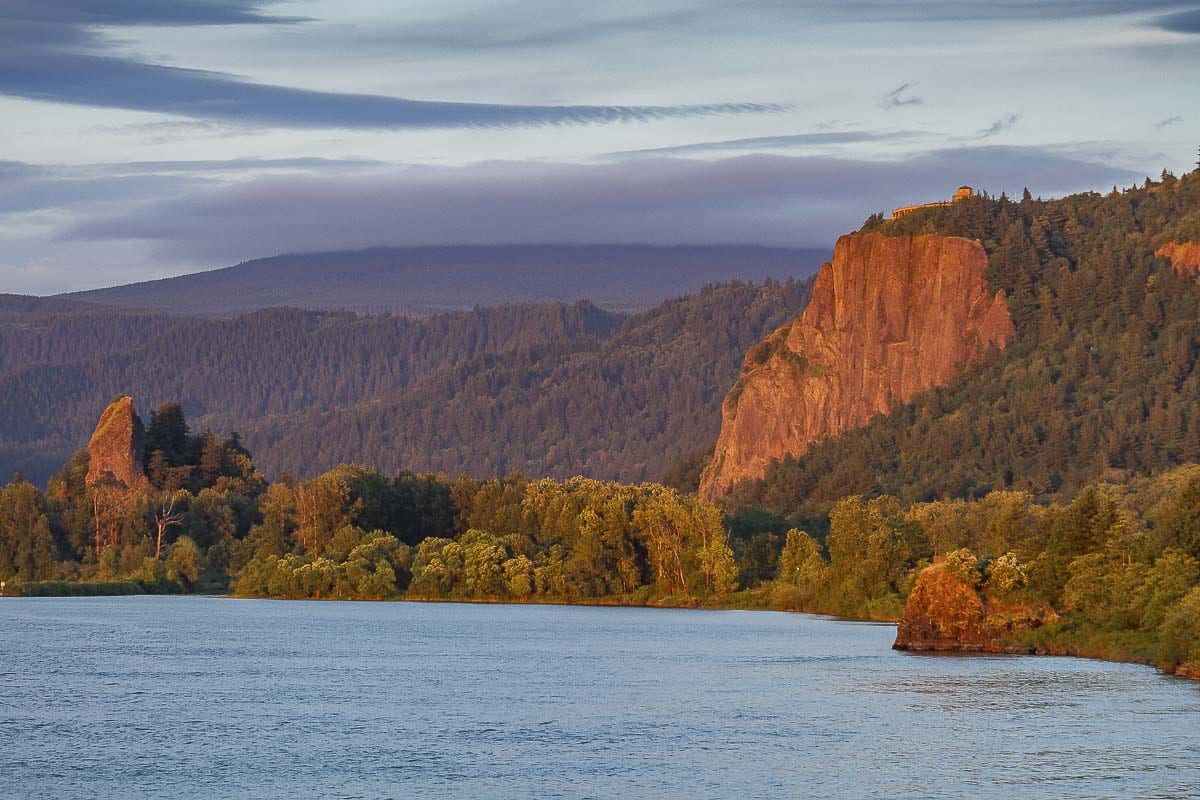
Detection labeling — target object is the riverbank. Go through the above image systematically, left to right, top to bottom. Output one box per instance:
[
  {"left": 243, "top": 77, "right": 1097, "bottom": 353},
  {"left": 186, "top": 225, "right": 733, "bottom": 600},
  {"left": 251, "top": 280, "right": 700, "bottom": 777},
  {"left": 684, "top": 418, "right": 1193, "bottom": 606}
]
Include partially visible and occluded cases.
[
  {"left": 5, "top": 578, "right": 186, "bottom": 597},
  {"left": 11, "top": 581, "right": 1196, "bottom": 681}
]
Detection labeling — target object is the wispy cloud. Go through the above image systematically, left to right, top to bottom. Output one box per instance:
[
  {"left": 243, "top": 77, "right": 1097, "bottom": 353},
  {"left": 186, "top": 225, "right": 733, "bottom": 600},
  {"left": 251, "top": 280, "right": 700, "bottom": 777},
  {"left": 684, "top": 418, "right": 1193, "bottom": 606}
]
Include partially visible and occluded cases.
[
  {"left": 0, "top": 0, "right": 779, "bottom": 130},
  {"left": 7, "top": 0, "right": 309, "bottom": 27},
  {"left": 307, "top": 1, "right": 1200, "bottom": 56},
  {"left": 1156, "top": 8, "right": 1200, "bottom": 33},
  {"left": 880, "top": 84, "right": 924, "bottom": 110},
  {"left": 979, "top": 113, "right": 1021, "bottom": 138},
  {"left": 609, "top": 130, "right": 929, "bottom": 158},
  {"left": 0, "top": 158, "right": 389, "bottom": 216}
]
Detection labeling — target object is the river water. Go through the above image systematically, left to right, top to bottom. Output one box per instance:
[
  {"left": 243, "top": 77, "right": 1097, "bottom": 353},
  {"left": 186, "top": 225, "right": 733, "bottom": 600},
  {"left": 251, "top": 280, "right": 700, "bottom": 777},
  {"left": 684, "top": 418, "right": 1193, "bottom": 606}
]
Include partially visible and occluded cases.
[{"left": 2, "top": 597, "right": 1198, "bottom": 799}]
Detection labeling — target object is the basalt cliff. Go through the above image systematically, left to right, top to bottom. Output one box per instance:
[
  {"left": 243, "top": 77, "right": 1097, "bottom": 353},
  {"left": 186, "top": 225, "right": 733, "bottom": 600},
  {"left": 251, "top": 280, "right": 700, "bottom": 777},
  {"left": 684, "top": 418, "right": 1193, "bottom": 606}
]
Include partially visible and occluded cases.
[
  {"left": 700, "top": 232, "right": 1015, "bottom": 499},
  {"left": 85, "top": 395, "right": 147, "bottom": 489}
]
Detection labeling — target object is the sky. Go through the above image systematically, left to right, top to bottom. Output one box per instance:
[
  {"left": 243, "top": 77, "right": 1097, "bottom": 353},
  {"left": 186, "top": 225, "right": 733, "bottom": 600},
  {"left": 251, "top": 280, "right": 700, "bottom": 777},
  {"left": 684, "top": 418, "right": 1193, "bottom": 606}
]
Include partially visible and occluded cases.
[{"left": 1, "top": 0, "right": 1197, "bottom": 295}]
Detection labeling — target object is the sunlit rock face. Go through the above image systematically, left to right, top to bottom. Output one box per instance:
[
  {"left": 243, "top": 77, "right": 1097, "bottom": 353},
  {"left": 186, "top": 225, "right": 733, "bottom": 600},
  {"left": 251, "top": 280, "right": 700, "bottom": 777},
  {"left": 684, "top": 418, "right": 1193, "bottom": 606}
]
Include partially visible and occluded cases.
[
  {"left": 700, "top": 233, "right": 1014, "bottom": 499},
  {"left": 1157, "top": 242, "right": 1200, "bottom": 274},
  {"left": 85, "top": 395, "right": 147, "bottom": 489},
  {"left": 893, "top": 563, "right": 1057, "bottom": 653}
]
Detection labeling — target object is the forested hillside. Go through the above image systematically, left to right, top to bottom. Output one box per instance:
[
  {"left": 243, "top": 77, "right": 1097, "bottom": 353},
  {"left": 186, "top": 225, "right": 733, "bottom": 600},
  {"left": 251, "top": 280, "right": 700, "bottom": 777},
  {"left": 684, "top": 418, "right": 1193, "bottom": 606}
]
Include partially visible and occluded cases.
[
  {"left": 725, "top": 170, "right": 1200, "bottom": 515},
  {"left": 63, "top": 244, "right": 824, "bottom": 316},
  {"left": 0, "top": 280, "right": 811, "bottom": 485},
  {"left": 245, "top": 281, "right": 810, "bottom": 481}
]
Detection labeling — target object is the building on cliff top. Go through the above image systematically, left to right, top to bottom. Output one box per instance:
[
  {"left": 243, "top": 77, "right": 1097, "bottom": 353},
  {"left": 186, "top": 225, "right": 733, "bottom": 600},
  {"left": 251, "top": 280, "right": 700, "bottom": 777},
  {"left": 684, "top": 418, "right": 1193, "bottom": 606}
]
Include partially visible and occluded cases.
[{"left": 891, "top": 186, "right": 974, "bottom": 219}]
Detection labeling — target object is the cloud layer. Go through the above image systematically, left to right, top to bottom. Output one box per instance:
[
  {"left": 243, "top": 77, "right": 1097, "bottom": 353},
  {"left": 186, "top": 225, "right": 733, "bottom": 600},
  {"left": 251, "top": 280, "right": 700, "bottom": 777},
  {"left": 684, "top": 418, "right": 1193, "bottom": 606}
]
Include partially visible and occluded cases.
[{"left": 56, "top": 146, "right": 1141, "bottom": 267}]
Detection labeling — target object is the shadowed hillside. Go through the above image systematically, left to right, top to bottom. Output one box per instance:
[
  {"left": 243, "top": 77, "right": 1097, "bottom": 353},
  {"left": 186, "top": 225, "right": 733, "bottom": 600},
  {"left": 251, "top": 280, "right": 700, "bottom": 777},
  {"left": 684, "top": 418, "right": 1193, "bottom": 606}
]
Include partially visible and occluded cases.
[{"left": 1, "top": 279, "right": 811, "bottom": 485}]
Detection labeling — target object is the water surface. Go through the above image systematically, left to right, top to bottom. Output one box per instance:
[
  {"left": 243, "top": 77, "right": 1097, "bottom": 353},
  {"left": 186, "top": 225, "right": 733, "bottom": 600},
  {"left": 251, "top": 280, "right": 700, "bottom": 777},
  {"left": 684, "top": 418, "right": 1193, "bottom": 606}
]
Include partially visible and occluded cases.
[{"left": 2, "top": 597, "right": 1198, "bottom": 799}]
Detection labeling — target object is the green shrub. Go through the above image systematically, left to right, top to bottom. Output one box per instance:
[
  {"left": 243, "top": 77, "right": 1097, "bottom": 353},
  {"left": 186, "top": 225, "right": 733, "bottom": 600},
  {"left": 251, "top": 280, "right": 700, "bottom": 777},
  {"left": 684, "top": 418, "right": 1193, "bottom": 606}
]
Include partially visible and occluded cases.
[{"left": 1157, "top": 588, "right": 1200, "bottom": 674}]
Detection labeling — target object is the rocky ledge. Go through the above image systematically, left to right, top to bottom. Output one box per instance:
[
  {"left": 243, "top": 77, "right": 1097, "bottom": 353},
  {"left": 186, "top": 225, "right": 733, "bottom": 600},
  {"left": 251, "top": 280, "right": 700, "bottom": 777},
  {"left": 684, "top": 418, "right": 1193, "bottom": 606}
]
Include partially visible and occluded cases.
[{"left": 893, "top": 563, "right": 1057, "bottom": 654}]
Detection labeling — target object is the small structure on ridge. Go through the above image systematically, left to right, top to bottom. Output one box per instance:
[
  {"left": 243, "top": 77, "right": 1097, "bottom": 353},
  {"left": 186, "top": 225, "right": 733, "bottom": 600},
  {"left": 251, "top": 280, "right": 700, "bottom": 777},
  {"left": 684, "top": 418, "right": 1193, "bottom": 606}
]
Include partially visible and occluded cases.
[{"left": 891, "top": 186, "right": 975, "bottom": 220}]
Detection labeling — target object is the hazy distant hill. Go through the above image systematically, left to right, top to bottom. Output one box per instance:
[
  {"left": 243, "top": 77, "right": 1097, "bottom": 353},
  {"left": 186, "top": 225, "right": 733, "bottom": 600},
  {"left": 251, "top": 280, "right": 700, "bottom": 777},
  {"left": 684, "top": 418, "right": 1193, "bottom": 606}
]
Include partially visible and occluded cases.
[{"left": 61, "top": 244, "right": 825, "bottom": 316}]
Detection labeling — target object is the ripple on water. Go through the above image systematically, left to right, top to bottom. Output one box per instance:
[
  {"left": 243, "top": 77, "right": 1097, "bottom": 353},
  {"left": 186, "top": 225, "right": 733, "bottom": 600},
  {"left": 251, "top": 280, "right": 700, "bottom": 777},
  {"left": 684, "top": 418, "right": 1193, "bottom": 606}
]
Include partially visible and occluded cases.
[{"left": 1, "top": 597, "right": 1199, "bottom": 800}]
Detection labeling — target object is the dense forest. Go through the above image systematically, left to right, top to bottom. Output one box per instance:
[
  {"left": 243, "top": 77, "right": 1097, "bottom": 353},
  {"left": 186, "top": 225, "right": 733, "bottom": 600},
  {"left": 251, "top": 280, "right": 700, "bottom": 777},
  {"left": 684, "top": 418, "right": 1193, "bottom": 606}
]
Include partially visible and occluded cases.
[
  {"left": 724, "top": 169, "right": 1200, "bottom": 516},
  {"left": 0, "top": 279, "right": 811, "bottom": 485},
  {"left": 247, "top": 280, "right": 811, "bottom": 481},
  {"left": 4, "top": 400, "right": 1200, "bottom": 678},
  {"left": 1, "top": 404, "right": 738, "bottom": 604}
]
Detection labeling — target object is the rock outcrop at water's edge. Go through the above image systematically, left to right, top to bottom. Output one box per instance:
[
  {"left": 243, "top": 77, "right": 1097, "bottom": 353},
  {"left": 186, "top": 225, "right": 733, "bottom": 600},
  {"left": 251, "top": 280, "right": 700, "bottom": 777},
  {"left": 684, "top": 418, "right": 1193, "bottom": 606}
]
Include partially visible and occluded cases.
[
  {"left": 700, "top": 233, "right": 1014, "bottom": 499},
  {"left": 85, "top": 395, "right": 148, "bottom": 489},
  {"left": 893, "top": 564, "right": 1058, "bottom": 653}
]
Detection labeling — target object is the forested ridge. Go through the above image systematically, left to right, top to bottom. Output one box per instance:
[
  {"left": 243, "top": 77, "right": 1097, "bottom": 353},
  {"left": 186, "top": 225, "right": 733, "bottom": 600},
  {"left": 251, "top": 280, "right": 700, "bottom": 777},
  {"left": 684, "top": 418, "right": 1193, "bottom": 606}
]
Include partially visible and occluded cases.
[
  {"left": 725, "top": 169, "right": 1200, "bottom": 516},
  {"left": 0, "top": 279, "right": 811, "bottom": 485},
  {"left": 246, "top": 280, "right": 811, "bottom": 481}
]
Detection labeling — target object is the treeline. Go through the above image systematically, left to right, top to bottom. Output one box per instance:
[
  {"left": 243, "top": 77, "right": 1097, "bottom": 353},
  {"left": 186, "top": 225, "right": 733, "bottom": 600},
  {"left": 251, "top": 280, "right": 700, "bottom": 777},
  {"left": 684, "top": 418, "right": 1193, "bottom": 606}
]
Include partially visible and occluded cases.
[
  {"left": 727, "top": 169, "right": 1200, "bottom": 513},
  {"left": 0, "top": 280, "right": 810, "bottom": 485},
  {"left": 0, "top": 405, "right": 739, "bottom": 604},
  {"left": 6, "top": 411, "right": 1200, "bottom": 676},
  {"left": 755, "top": 465, "right": 1200, "bottom": 677},
  {"left": 235, "top": 472, "right": 737, "bottom": 603}
]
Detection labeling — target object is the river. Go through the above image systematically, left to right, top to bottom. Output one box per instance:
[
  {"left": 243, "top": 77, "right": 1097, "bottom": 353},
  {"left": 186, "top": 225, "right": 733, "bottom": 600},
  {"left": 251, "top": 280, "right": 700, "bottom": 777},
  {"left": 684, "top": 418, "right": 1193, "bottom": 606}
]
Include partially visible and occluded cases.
[{"left": 2, "top": 597, "right": 1198, "bottom": 799}]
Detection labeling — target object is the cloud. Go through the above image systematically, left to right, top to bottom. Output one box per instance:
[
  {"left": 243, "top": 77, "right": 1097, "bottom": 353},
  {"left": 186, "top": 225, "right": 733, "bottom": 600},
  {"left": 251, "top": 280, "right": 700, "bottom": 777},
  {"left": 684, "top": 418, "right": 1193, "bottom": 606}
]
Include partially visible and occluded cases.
[
  {"left": 6, "top": 0, "right": 305, "bottom": 26},
  {"left": 0, "top": 1, "right": 779, "bottom": 130},
  {"left": 313, "top": 1, "right": 1200, "bottom": 57},
  {"left": 348, "top": 6, "right": 710, "bottom": 54},
  {"left": 1156, "top": 8, "right": 1200, "bottom": 33},
  {"left": 0, "top": 50, "right": 783, "bottom": 128},
  {"left": 880, "top": 84, "right": 924, "bottom": 110},
  {"left": 979, "top": 113, "right": 1021, "bottom": 138},
  {"left": 1155, "top": 115, "right": 1184, "bottom": 128},
  {"left": 609, "top": 130, "right": 930, "bottom": 158},
  {"left": 56, "top": 146, "right": 1141, "bottom": 269},
  {"left": 0, "top": 157, "right": 390, "bottom": 216},
  {"left": 0, "top": 160, "right": 45, "bottom": 180}
]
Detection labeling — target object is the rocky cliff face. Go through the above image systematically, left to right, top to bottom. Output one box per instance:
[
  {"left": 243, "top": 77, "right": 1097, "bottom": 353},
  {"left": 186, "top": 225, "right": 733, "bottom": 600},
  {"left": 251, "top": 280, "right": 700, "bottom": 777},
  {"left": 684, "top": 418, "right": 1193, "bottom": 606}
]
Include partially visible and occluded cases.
[
  {"left": 700, "top": 233, "right": 1014, "bottom": 499},
  {"left": 1157, "top": 242, "right": 1200, "bottom": 274},
  {"left": 85, "top": 395, "right": 147, "bottom": 489},
  {"left": 893, "top": 564, "right": 1057, "bottom": 653}
]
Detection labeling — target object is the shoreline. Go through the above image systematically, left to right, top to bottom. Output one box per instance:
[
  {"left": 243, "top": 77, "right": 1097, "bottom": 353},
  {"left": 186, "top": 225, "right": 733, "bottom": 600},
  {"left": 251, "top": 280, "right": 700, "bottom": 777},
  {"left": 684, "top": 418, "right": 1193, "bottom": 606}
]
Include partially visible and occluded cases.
[{"left": 10, "top": 585, "right": 1195, "bottom": 681}]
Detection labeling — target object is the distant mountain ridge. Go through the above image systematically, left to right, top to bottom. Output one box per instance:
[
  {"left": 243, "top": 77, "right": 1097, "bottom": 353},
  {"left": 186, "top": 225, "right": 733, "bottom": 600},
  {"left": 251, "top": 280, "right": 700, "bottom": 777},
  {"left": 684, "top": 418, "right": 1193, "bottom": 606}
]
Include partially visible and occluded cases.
[{"left": 60, "top": 244, "right": 825, "bottom": 317}]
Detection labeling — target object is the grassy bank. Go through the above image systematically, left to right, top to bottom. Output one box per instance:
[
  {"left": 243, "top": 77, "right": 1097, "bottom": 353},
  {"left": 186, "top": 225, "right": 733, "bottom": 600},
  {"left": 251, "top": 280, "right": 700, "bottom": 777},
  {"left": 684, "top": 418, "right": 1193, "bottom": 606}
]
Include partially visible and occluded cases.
[{"left": 6, "top": 579, "right": 186, "bottom": 597}]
